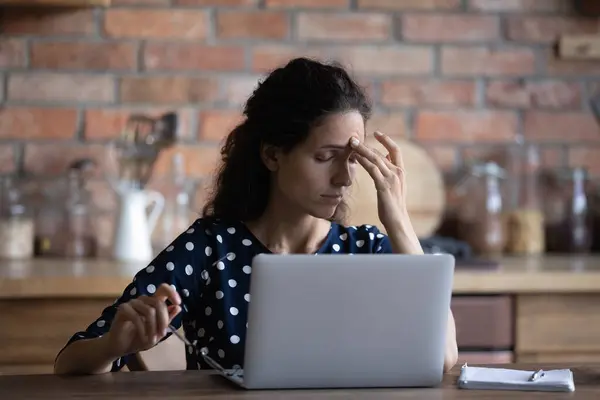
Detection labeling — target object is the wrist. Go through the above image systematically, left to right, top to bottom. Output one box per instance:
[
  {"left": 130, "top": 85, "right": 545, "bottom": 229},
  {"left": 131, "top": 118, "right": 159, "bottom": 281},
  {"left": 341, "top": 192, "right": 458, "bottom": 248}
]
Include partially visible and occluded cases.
[{"left": 98, "top": 333, "right": 121, "bottom": 362}]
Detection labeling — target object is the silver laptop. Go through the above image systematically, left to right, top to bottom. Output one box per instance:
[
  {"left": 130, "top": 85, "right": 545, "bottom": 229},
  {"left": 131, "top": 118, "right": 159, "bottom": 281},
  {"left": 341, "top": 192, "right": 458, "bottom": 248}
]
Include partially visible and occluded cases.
[{"left": 202, "top": 253, "right": 455, "bottom": 390}]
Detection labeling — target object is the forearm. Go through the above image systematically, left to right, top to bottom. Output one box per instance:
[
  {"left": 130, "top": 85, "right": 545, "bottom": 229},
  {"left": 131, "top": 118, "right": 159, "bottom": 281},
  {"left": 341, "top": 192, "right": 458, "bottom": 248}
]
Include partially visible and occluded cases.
[
  {"left": 384, "top": 212, "right": 423, "bottom": 255},
  {"left": 443, "top": 309, "right": 459, "bottom": 373},
  {"left": 54, "top": 335, "right": 117, "bottom": 375}
]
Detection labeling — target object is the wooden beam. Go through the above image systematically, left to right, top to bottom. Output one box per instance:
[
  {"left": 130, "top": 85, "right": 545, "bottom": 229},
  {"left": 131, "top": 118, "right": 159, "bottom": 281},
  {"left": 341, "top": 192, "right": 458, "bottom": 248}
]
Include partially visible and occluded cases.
[
  {"left": 0, "top": 0, "right": 110, "bottom": 6},
  {"left": 558, "top": 34, "right": 600, "bottom": 60}
]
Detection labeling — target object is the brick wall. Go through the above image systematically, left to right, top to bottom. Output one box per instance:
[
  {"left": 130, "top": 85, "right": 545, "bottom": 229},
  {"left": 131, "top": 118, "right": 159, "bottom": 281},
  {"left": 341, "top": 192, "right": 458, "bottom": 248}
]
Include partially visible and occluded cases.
[{"left": 0, "top": 0, "right": 599, "bottom": 246}]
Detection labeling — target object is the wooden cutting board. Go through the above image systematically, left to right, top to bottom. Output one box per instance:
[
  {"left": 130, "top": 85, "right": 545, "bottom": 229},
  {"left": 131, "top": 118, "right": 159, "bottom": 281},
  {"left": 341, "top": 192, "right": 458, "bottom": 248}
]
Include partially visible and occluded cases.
[{"left": 345, "top": 137, "right": 445, "bottom": 238}]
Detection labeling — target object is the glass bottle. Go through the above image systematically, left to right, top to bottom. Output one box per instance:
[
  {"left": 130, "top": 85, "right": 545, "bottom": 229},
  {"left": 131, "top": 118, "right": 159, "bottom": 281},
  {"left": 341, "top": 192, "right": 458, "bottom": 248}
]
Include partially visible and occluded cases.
[
  {"left": 505, "top": 142, "right": 545, "bottom": 255},
  {"left": 153, "top": 152, "right": 195, "bottom": 251},
  {"left": 60, "top": 159, "right": 98, "bottom": 259},
  {"left": 456, "top": 162, "right": 507, "bottom": 257},
  {"left": 545, "top": 167, "right": 592, "bottom": 253},
  {"left": 0, "top": 175, "right": 34, "bottom": 260}
]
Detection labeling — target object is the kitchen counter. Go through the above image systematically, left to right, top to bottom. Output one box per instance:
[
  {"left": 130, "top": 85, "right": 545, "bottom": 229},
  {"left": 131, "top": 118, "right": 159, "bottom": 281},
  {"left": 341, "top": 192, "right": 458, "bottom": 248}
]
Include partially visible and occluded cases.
[
  {"left": 1, "top": 255, "right": 600, "bottom": 298},
  {"left": 3, "top": 255, "right": 600, "bottom": 375}
]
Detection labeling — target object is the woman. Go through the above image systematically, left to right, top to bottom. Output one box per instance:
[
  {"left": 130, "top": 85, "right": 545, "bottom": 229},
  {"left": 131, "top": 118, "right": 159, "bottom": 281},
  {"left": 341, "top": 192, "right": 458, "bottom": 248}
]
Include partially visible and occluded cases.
[{"left": 54, "top": 58, "right": 458, "bottom": 375}]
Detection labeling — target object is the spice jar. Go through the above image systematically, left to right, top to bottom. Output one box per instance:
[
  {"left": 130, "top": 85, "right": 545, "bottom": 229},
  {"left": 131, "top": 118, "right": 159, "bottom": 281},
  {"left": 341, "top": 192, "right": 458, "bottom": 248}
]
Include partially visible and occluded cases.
[
  {"left": 505, "top": 142, "right": 545, "bottom": 255},
  {"left": 455, "top": 162, "right": 507, "bottom": 257},
  {"left": 545, "top": 167, "right": 593, "bottom": 253},
  {"left": 0, "top": 175, "right": 34, "bottom": 259}
]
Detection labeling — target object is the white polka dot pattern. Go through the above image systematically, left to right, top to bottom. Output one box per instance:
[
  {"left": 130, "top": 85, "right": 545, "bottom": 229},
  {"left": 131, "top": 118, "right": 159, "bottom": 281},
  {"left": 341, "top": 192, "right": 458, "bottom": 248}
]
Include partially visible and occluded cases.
[{"left": 63, "top": 218, "right": 392, "bottom": 372}]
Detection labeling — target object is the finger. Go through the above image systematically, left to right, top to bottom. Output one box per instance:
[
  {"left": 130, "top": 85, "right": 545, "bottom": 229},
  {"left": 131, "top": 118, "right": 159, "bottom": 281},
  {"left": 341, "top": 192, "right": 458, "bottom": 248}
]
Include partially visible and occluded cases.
[
  {"left": 374, "top": 131, "right": 402, "bottom": 168},
  {"left": 350, "top": 138, "right": 391, "bottom": 176},
  {"left": 372, "top": 147, "right": 397, "bottom": 171},
  {"left": 355, "top": 153, "right": 386, "bottom": 188},
  {"left": 154, "top": 283, "right": 181, "bottom": 306},
  {"left": 141, "top": 296, "right": 170, "bottom": 337},
  {"left": 130, "top": 298, "right": 157, "bottom": 340},
  {"left": 118, "top": 302, "right": 146, "bottom": 340},
  {"left": 167, "top": 305, "right": 182, "bottom": 321}
]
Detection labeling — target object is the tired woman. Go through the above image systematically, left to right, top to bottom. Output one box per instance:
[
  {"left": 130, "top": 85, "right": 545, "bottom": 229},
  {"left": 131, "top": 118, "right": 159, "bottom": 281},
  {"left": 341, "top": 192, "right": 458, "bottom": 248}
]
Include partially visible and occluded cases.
[{"left": 54, "top": 57, "right": 458, "bottom": 375}]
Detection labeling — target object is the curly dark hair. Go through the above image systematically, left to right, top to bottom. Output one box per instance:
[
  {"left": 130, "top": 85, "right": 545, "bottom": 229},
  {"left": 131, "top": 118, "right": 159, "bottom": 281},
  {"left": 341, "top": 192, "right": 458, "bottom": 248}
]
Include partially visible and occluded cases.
[{"left": 202, "top": 57, "right": 372, "bottom": 224}]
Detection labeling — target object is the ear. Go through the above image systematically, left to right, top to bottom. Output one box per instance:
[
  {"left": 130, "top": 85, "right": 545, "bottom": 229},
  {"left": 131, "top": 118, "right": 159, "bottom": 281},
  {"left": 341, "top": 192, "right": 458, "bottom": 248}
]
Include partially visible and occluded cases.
[{"left": 260, "top": 143, "right": 280, "bottom": 172}]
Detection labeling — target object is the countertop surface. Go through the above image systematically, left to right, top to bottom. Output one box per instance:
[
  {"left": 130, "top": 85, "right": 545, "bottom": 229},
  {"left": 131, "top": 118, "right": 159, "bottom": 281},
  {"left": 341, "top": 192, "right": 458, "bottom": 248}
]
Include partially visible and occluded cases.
[
  {"left": 1, "top": 255, "right": 600, "bottom": 299},
  {"left": 0, "top": 363, "right": 597, "bottom": 399}
]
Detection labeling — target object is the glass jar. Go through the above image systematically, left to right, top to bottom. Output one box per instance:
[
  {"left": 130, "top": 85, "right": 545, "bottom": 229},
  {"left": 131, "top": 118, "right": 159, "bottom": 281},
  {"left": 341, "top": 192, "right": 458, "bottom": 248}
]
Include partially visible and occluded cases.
[
  {"left": 505, "top": 142, "right": 545, "bottom": 255},
  {"left": 455, "top": 162, "right": 507, "bottom": 257},
  {"left": 545, "top": 167, "right": 593, "bottom": 253},
  {"left": 0, "top": 175, "right": 34, "bottom": 260},
  {"left": 33, "top": 181, "right": 63, "bottom": 257}
]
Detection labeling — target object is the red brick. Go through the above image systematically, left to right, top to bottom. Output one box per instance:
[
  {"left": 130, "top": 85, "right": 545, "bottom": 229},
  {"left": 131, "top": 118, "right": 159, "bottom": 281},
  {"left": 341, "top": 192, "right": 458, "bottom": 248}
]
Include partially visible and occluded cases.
[
  {"left": 113, "top": 0, "right": 170, "bottom": 4},
  {"left": 175, "top": 0, "right": 257, "bottom": 4},
  {"left": 266, "top": 0, "right": 348, "bottom": 8},
  {"left": 358, "top": 0, "right": 460, "bottom": 10},
  {"left": 468, "top": 0, "right": 568, "bottom": 12},
  {"left": 0, "top": 9, "right": 95, "bottom": 35},
  {"left": 104, "top": 9, "right": 209, "bottom": 39},
  {"left": 217, "top": 11, "right": 288, "bottom": 40},
  {"left": 297, "top": 13, "right": 390, "bottom": 42},
  {"left": 402, "top": 15, "right": 499, "bottom": 43},
  {"left": 506, "top": 17, "right": 598, "bottom": 44},
  {"left": 0, "top": 39, "right": 26, "bottom": 68},
  {"left": 30, "top": 41, "right": 137, "bottom": 71},
  {"left": 144, "top": 44, "right": 245, "bottom": 71},
  {"left": 251, "top": 45, "right": 330, "bottom": 72},
  {"left": 337, "top": 46, "right": 433, "bottom": 76},
  {"left": 441, "top": 46, "right": 536, "bottom": 76},
  {"left": 545, "top": 50, "right": 600, "bottom": 76},
  {"left": 8, "top": 73, "right": 115, "bottom": 103},
  {"left": 120, "top": 76, "right": 219, "bottom": 104},
  {"left": 222, "top": 76, "right": 260, "bottom": 106},
  {"left": 381, "top": 79, "right": 476, "bottom": 107},
  {"left": 486, "top": 80, "right": 582, "bottom": 109},
  {"left": 0, "top": 108, "right": 77, "bottom": 140},
  {"left": 84, "top": 108, "right": 195, "bottom": 140},
  {"left": 198, "top": 110, "right": 245, "bottom": 142},
  {"left": 416, "top": 111, "right": 518, "bottom": 142},
  {"left": 366, "top": 112, "right": 407, "bottom": 137},
  {"left": 524, "top": 112, "right": 600, "bottom": 142},
  {"left": 24, "top": 144, "right": 109, "bottom": 176},
  {"left": 0, "top": 145, "right": 16, "bottom": 174},
  {"left": 153, "top": 145, "right": 221, "bottom": 179},
  {"left": 461, "top": 145, "right": 563, "bottom": 170},
  {"left": 568, "top": 147, "right": 600, "bottom": 176}
]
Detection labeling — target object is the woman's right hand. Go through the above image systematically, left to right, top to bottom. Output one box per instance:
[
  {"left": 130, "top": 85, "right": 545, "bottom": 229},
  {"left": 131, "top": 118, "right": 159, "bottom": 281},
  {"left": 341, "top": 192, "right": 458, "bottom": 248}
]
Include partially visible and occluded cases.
[{"left": 104, "top": 283, "right": 182, "bottom": 359}]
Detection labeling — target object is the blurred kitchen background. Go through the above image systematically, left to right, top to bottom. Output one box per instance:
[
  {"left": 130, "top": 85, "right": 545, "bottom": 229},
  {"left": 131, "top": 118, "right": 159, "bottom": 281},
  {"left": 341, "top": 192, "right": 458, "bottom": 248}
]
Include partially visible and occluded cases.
[
  {"left": 1, "top": 0, "right": 600, "bottom": 262},
  {"left": 2, "top": 0, "right": 600, "bottom": 375}
]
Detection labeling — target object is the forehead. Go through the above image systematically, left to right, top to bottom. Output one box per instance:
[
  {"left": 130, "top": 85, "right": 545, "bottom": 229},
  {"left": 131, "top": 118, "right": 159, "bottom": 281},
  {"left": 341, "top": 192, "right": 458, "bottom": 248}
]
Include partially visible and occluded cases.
[{"left": 305, "top": 111, "right": 366, "bottom": 148}]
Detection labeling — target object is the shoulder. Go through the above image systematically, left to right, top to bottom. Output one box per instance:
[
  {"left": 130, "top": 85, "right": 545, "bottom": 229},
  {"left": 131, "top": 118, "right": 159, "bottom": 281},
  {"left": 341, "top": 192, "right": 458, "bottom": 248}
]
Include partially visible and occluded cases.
[{"left": 334, "top": 223, "right": 390, "bottom": 253}]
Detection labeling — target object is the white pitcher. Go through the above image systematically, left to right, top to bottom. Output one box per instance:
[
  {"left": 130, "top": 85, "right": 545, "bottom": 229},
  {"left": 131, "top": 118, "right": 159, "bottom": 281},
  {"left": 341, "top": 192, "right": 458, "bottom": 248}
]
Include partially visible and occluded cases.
[{"left": 112, "top": 187, "right": 164, "bottom": 262}]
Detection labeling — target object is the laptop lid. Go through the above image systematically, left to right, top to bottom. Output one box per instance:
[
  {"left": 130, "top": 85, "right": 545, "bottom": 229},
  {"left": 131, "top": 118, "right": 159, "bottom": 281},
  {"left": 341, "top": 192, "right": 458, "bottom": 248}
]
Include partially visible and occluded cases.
[{"left": 242, "top": 253, "right": 455, "bottom": 389}]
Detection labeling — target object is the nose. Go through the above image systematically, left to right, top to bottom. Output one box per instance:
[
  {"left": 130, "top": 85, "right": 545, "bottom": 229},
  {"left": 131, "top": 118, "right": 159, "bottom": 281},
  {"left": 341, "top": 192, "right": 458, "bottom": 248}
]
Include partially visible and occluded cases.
[{"left": 331, "top": 160, "right": 353, "bottom": 188}]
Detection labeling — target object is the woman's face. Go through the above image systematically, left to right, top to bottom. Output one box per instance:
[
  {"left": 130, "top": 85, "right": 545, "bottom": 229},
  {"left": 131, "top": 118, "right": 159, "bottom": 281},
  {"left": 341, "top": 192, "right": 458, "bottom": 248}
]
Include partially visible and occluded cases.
[{"left": 269, "top": 110, "right": 366, "bottom": 219}]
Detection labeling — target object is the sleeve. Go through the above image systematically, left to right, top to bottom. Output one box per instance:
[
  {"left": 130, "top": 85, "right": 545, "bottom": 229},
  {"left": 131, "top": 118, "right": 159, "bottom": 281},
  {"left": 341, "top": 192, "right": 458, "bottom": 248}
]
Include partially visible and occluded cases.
[
  {"left": 55, "top": 220, "right": 207, "bottom": 372},
  {"left": 370, "top": 225, "right": 394, "bottom": 254}
]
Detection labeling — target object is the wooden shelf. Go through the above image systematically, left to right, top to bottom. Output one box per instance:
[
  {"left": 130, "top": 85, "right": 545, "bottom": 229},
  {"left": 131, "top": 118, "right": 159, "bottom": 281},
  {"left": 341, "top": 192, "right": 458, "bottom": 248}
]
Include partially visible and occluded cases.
[{"left": 0, "top": 0, "right": 110, "bottom": 6}]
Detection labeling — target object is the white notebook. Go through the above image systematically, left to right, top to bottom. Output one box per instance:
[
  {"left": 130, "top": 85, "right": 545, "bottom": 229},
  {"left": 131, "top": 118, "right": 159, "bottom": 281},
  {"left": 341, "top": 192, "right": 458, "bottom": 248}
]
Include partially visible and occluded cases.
[{"left": 457, "top": 364, "right": 575, "bottom": 392}]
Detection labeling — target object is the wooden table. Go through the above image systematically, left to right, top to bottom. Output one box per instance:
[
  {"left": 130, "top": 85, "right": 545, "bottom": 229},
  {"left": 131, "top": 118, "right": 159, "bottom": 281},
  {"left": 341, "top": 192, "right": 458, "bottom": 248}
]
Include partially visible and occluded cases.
[{"left": 0, "top": 363, "right": 598, "bottom": 399}]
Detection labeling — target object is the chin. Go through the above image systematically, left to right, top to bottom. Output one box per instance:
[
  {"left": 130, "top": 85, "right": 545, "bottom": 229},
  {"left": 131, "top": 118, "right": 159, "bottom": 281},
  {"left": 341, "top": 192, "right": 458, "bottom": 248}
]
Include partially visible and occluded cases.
[{"left": 306, "top": 204, "right": 339, "bottom": 220}]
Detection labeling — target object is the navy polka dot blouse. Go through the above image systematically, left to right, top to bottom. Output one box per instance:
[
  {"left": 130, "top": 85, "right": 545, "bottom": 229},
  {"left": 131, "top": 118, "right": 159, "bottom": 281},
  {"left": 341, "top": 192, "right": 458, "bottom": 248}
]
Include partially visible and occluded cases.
[{"left": 57, "top": 217, "right": 394, "bottom": 371}]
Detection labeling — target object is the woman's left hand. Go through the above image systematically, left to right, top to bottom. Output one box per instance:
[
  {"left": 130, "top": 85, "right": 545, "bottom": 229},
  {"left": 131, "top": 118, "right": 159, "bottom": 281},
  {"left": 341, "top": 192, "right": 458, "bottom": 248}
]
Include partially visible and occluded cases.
[{"left": 349, "top": 131, "right": 409, "bottom": 231}]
